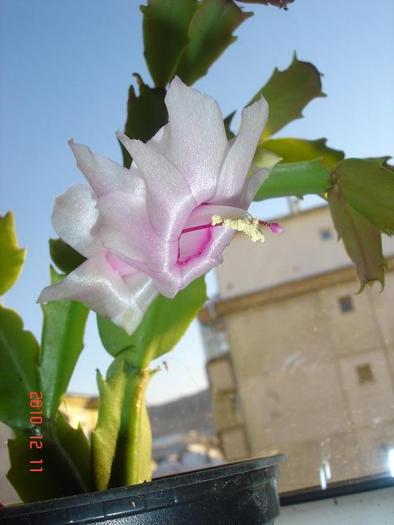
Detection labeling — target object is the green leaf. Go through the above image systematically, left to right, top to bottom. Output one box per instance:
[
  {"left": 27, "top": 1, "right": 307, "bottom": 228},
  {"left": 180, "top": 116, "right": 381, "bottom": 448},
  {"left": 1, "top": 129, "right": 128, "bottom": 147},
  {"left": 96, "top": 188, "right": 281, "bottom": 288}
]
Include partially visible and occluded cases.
[
  {"left": 141, "top": 0, "right": 197, "bottom": 87},
  {"left": 175, "top": 0, "right": 252, "bottom": 85},
  {"left": 251, "top": 54, "right": 325, "bottom": 139},
  {"left": 122, "top": 75, "right": 168, "bottom": 168},
  {"left": 224, "top": 111, "right": 236, "bottom": 140},
  {"left": 263, "top": 138, "right": 344, "bottom": 170},
  {"left": 253, "top": 147, "right": 282, "bottom": 170},
  {"left": 332, "top": 158, "right": 394, "bottom": 235},
  {"left": 254, "top": 159, "right": 331, "bottom": 201},
  {"left": 328, "top": 186, "right": 386, "bottom": 291},
  {"left": 0, "top": 211, "right": 26, "bottom": 296},
  {"left": 49, "top": 238, "right": 85, "bottom": 274},
  {"left": 39, "top": 268, "right": 89, "bottom": 419},
  {"left": 97, "top": 276, "right": 207, "bottom": 363},
  {"left": 0, "top": 306, "right": 40, "bottom": 429},
  {"left": 97, "top": 316, "right": 132, "bottom": 359},
  {"left": 92, "top": 356, "right": 152, "bottom": 490},
  {"left": 91, "top": 362, "right": 124, "bottom": 491},
  {"left": 7, "top": 413, "right": 91, "bottom": 502}
]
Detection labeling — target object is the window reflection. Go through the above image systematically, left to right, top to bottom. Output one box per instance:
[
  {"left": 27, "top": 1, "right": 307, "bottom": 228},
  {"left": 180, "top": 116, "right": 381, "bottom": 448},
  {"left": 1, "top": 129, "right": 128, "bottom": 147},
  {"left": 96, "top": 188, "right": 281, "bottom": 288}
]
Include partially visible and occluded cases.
[
  {"left": 319, "top": 227, "right": 333, "bottom": 241},
  {"left": 339, "top": 295, "right": 354, "bottom": 313},
  {"left": 356, "top": 363, "right": 375, "bottom": 385},
  {"left": 389, "top": 449, "right": 394, "bottom": 477}
]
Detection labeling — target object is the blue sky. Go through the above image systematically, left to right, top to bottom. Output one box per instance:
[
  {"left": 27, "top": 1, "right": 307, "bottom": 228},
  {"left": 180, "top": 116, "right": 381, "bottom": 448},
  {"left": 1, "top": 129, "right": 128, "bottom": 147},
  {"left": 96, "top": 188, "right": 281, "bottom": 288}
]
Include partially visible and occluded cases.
[{"left": 1, "top": 0, "right": 393, "bottom": 404}]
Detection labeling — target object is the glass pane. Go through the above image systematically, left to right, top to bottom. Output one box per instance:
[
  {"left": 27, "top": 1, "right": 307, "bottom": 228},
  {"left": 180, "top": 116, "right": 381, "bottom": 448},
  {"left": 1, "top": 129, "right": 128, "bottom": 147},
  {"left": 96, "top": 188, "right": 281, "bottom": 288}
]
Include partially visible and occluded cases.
[
  {"left": 1, "top": 0, "right": 393, "bottom": 506},
  {"left": 200, "top": 205, "right": 394, "bottom": 492}
]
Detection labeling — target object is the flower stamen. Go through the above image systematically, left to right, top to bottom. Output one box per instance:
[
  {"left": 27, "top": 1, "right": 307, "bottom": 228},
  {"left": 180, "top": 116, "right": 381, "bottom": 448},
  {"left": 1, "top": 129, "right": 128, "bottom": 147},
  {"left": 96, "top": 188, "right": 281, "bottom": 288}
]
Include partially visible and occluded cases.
[
  {"left": 212, "top": 214, "right": 264, "bottom": 242},
  {"left": 180, "top": 216, "right": 283, "bottom": 242}
]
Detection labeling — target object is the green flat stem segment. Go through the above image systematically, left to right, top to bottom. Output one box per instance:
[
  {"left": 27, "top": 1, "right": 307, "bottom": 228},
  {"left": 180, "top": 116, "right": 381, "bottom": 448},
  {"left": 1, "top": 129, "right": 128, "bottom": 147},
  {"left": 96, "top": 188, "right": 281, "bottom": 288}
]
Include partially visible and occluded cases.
[
  {"left": 254, "top": 159, "right": 332, "bottom": 201},
  {"left": 0, "top": 211, "right": 26, "bottom": 296},
  {"left": 39, "top": 268, "right": 89, "bottom": 420},
  {"left": 92, "top": 354, "right": 153, "bottom": 490},
  {"left": 109, "top": 366, "right": 152, "bottom": 487},
  {"left": 7, "top": 413, "right": 92, "bottom": 502}
]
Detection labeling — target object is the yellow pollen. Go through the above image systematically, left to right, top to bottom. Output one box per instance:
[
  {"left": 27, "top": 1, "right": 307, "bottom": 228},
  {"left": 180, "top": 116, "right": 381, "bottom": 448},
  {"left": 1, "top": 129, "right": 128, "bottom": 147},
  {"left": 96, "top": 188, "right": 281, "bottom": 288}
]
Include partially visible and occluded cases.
[{"left": 211, "top": 214, "right": 265, "bottom": 243}]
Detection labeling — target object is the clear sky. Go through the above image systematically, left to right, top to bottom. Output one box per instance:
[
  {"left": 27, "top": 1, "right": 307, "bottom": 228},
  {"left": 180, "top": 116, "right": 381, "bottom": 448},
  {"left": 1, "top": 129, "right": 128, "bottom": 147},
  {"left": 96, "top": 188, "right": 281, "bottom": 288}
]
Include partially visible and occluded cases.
[{"left": 0, "top": 0, "right": 393, "bottom": 405}]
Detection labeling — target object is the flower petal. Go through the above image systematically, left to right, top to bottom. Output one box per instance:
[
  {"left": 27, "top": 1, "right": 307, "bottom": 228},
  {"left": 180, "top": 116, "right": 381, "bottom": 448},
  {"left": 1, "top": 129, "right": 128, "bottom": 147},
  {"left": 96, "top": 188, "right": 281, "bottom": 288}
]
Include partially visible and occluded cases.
[
  {"left": 164, "top": 76, "right": 228, "bottom": 203},
  {"left": 211, "top": 96, "right": 268, "bottom": 206},
  {"left": 147, "top": 123, "right": 170, "bottom": 154},
  {"left": 118, "top": 133, "right": 196, "bottom": 240},
  {"left": 69, "top": 139, "right": 133, "bottom": 197},
  {"left": 240, "top": 168, "right": 270, "bottom": 208},
  {"left": 52, "top": 184, "right": 100, "bottom": 258},
  {"left": 94, "top": 190, "right": 178, "bottom": 274},
  {"left": 174, "top": 203, "right": 242, "bottom": 285},
  {"left": 183, "top": 204, "right": 247, "bottom": 230},
  {"left": 177, "top": 227, "right": 234, "bottom": 287},
  {"left": 38, "top": 251, "right": 157, "bottom": 334}
]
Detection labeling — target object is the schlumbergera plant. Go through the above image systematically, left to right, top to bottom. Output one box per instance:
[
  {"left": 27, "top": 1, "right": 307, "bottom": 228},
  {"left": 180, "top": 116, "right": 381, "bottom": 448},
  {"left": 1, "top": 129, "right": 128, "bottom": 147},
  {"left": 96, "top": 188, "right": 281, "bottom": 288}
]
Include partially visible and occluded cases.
[{"left": 1, "top": 0, "right": 393, "bottom": 503}]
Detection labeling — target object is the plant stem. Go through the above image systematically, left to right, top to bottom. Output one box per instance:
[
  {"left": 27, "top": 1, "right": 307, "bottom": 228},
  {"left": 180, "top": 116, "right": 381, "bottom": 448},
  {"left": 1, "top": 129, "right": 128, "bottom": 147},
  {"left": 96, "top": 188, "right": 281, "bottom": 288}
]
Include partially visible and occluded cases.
[
  {"left": 92, "top": 351, "right": 154, "bottom": 490},
  {"left": 108, "top": 365, "right": 152, "bottom": 487}
]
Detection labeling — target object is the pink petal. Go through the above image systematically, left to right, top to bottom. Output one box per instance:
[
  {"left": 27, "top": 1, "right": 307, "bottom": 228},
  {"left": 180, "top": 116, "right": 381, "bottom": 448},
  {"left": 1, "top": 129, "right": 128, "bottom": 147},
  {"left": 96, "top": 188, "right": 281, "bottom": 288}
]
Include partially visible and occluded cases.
[
  {"left": 176, "top": 227, "right": 235, "bottom": 288},
  {"left": 178, "top": 228, "right": 212, "bottom": 265}
]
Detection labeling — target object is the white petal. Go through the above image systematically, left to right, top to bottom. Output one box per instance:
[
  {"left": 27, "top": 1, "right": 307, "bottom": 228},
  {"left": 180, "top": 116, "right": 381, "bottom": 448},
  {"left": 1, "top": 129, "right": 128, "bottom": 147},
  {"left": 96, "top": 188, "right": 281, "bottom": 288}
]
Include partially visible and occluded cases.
[
  {"left": 164, "top": 76, "right": 228, "bottom": 203},
  {"left": 212, "top": 97, "right": 268, "bottom": 206},
  {"left": 147, "top": 123, "right": 170, "bottom": 154},
  {"left": 117, "top": 133, "right": 196, "bottom": 240},
  {"left": 69, "top": 139, "right": 133, "bottom": 197},
  {"left": 241, "top": 168, "right": 270, "bottom": 208},
  {"left": 52, "top": 184, "right": 100, "bottom": 258},
  {"left": 94, "top": 190, "right": 178, "bottom": 274},
  {"left": 183, "top": 204, "right": 247, "bottom": 230},
  {"left": 38, "top": 252, "right": 158, "bottom": 334},
  {"left": 123, "top": 271, "right": 158, "bottom": 313},
  {"left": 113, "top": 272, "right": 158, "bottom": 332}
]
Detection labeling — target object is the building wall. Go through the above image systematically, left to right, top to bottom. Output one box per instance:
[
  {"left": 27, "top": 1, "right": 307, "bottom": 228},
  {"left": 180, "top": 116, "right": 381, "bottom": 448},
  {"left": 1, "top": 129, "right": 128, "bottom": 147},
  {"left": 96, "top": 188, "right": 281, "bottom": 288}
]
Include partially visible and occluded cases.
[
  {"left": 203, "top": 206, "right": 394, "bottom": 493},
  {"left": 217, "top": 206, "right": 394, "bottom": 300},
  {"left": 222, "top": 273, "right": 394, "bottom": 491}
]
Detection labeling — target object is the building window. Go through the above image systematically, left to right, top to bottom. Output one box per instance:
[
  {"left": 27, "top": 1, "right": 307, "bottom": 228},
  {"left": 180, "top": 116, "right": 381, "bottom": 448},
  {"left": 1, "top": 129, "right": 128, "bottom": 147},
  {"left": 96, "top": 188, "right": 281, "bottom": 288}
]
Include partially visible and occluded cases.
[
  {"left": 319, "top": 227, "right": 333, "bottom": 240},
  {"left": 339, "top": 296, "right": 354, "bottom": 313},
  {"left": 356, "top": 363, "right": 375, "bottom": 385}
]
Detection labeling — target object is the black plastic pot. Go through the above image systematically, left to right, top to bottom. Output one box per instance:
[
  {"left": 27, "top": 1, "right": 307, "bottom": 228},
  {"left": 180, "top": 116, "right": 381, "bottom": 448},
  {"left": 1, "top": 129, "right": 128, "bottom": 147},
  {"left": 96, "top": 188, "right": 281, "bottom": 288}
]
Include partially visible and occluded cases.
[{"left": 1, "top": 455, "right": 283, "bottom": 525}]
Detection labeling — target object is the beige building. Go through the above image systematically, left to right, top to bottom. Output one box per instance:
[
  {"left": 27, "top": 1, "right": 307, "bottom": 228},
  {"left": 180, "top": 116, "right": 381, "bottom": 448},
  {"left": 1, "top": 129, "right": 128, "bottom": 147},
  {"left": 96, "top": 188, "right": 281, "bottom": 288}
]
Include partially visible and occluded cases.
[{"left": 200, "top": 205, "right": 394, "bottom": 493}]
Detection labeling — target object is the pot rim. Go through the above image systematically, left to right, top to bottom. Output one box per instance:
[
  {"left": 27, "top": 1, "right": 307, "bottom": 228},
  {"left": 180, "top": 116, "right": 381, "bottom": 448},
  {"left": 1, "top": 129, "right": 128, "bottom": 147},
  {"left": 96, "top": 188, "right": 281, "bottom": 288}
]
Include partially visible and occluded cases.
[{"left": 2, "top": 454, "right": 284, "bottom": 518}]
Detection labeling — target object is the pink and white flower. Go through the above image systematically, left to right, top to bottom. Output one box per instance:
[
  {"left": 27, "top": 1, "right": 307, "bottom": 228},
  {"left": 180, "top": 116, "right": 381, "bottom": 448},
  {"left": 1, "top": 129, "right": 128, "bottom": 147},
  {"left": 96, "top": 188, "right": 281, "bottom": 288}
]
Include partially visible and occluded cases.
[{"left": 38, "top": 77, "right": 269, "bottom": 333}]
